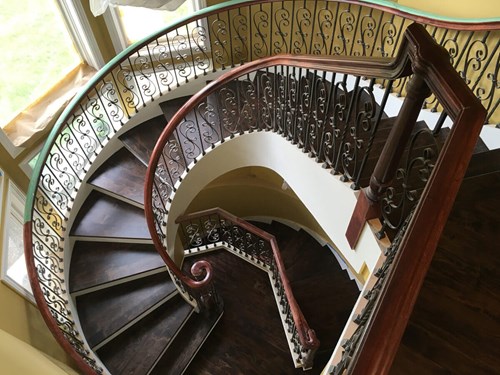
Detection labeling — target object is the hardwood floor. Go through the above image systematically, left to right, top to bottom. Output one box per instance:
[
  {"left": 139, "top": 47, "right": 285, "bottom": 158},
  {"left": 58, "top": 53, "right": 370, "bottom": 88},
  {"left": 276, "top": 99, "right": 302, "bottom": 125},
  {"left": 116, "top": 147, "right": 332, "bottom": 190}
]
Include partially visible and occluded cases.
[{"left": 391, "top": 170, "right": 500, "bottom": 374}]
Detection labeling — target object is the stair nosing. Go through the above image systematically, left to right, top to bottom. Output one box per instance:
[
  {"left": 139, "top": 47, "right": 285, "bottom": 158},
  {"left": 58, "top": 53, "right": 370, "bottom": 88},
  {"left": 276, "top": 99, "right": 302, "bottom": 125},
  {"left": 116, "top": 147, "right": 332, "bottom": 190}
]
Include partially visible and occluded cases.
[
  {"left": 87, "top": 185, "right": 144, "bottom": 209},
  {"left": 70, "top": 235, "right": 153, "bottom": 244},
  {"left": 71, "top": 267, "right": 167, "bottom": 296},
  {"left": 91, "top": 289, "right": 180, "bottom": 352}
]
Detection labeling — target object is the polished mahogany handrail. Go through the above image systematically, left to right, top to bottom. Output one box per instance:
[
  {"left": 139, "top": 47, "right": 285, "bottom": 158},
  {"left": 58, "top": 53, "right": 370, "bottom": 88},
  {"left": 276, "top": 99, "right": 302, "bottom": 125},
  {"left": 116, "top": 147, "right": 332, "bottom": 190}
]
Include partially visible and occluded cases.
[
  {"left": 22, "top": 1, "right": 496, "bottom": 373},
  {"left": 345, "top": 24, "right": 487, "bottom": 374},
  {"left": 176, "top": 207, "right": 320, "bottom": 353}
]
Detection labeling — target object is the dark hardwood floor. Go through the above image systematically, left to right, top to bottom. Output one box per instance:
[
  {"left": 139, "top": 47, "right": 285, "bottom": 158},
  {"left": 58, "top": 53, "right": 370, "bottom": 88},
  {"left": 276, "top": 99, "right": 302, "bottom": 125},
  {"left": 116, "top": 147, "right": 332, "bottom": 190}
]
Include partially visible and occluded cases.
[{"left": 391, "top": 170, "right": 500, "bottom": 374}]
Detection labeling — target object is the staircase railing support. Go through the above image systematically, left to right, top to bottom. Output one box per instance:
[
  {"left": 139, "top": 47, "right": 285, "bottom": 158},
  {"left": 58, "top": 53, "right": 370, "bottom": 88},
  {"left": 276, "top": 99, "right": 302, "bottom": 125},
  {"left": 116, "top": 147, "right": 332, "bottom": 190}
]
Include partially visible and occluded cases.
[{"left": 346, "top": 73, "right": 431, "bottom": 248}]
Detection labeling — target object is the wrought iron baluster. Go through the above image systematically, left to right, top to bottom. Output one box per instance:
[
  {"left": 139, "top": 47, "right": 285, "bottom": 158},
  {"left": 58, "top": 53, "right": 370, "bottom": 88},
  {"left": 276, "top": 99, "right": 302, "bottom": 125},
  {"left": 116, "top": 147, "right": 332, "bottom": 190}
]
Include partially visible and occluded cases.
[
  {"left": 333, "top": 74, "right": 361, "bottom": 174},
  {"left": 353, "top": 79, "right": 394, "bottom": 189}
]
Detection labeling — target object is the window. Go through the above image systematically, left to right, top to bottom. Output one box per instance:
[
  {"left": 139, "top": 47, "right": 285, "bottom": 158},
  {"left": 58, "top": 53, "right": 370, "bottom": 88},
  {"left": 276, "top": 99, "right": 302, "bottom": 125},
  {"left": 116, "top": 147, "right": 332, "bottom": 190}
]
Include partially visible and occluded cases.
[
  {"left": 0, "top": 0, "right": 103, "bottom": 150},
  {"left": 0, "top": 0, "right": 80, "bottom": 127},
  {"left": 104, "top": 0, "right": 207, "bottom": 52},
  {"left": 1, "top": 174, "right": 33, "bottom": 302}
]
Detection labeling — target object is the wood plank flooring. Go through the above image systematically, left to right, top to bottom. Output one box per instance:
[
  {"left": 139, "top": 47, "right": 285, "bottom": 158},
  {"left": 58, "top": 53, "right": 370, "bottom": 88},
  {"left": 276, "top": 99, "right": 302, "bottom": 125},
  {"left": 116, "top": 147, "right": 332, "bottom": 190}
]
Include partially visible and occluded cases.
[
  {"left": 390, "top": 170, "right": 500, "bottom": 374},
  {"left": 70, "top": 191, "right": 150, "bottom": 239},
  {"left": 69, "top": 241, "right": 165, "bottom": 292},
  {"left": 183, "top": 251, "right": 317, "bottom": 374},
  {"left": 77, "top": 272, "right": 175, "bottom": 347},
  {"left": 96, "top": 295, "right": 192, "bottom": 375}
]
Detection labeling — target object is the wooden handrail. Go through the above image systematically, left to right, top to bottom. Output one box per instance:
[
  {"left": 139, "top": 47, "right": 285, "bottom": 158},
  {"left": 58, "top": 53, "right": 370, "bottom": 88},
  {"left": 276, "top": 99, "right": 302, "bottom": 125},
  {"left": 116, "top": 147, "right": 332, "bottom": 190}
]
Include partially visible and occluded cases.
[
  {"left": 345, "top": 24, "right": 487, "bottom": 374},
  {"left": 143, "top": 44, "right": 418, "bottom": 315},
  {"left": 176, "top": 208, "right": 320, "bottom": 353}
]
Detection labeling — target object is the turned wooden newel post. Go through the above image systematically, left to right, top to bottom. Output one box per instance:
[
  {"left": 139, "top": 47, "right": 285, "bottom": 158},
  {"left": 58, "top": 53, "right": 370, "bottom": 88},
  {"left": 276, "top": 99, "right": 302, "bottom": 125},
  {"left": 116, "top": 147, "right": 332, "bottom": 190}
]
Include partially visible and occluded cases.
[{"left": 346, "top": 73, "right": 431, "bottom": 248}]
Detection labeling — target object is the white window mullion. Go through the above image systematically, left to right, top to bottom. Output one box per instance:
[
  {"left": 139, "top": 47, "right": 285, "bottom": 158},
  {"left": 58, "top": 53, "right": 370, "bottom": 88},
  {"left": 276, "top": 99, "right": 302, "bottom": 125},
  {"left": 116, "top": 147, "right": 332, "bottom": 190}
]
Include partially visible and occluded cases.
[
  {"left": 56, "top": 0, "right": 105, "bottom": 69},
  {"left": 103, "top": 6, "right": 130, "bottom": 54}
]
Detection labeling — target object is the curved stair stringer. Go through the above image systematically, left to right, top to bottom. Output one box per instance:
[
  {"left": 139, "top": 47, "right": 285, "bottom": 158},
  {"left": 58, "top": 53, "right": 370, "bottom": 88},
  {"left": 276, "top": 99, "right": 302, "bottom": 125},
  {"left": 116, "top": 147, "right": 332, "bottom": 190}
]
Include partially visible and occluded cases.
[{"left": 164, "top": 130, "right": 388, "bottom": 279}]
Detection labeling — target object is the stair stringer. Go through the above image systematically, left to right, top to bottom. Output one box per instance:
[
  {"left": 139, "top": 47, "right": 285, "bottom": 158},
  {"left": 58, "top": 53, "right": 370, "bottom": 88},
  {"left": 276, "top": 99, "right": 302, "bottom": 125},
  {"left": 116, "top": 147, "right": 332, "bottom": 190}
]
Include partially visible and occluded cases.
[{"left": 165, "top": 131, "right": 386, "bottom": 276}]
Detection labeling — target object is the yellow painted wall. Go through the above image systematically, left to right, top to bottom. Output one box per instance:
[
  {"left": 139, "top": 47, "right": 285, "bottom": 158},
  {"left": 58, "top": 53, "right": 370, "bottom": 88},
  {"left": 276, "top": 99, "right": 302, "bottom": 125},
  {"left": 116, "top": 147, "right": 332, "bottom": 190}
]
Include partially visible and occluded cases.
[
  {"left": 396, "top": 0, "right": 500, "bottom": 19},
  {"left": 0, "top": 329, "right": 78, "bottom": 375}
]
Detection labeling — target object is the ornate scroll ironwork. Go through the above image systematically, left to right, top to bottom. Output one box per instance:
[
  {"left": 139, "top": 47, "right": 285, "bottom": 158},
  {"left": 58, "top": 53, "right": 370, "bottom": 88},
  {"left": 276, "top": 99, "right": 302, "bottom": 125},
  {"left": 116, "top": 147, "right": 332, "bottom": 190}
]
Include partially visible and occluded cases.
[{"left": 329, "top": 208, "right": 415, "bottom": 375}]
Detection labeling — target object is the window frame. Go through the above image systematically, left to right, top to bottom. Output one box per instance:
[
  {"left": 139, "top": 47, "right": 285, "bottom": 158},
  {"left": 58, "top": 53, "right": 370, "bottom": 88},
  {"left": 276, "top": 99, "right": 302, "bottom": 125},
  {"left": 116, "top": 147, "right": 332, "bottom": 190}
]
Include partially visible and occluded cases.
[
  {"left": 56, "top": 0, "right": 105, "bottom": 70},
  {"left": 103, "top": 0, "right": 208, "bottom": 54},
  {"left": 0, "top": 176, "right": 34, "bottom": 304}
]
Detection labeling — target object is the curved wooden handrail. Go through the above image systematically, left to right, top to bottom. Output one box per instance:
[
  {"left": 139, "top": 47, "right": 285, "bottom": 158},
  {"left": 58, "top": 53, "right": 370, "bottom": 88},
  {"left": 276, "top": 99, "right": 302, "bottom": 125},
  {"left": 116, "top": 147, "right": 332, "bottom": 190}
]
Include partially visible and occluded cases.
[
  {"left": 144, "top": 49, "right": 415, "bottom": 312},
  {"left": 175, "top": 208, "right": 320, "bottom": 351}
]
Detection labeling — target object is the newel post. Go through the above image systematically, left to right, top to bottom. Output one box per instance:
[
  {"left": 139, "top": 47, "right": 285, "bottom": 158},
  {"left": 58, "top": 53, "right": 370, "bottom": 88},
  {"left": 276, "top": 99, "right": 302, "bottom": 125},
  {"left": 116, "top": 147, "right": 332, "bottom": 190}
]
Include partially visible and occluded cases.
[{"left": 346, "top": 73, "right": 431, "bottom": 248}]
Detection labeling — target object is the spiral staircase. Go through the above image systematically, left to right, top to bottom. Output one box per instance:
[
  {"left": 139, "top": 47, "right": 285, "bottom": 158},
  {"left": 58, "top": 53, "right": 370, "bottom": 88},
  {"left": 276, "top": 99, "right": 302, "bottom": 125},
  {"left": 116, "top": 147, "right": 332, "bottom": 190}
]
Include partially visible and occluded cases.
[
  {"left": 23, "top": 2, "right": 499, "bottom": 374},
  {"left": 67, "top": 88, "right": 361, "bottom": 373}
]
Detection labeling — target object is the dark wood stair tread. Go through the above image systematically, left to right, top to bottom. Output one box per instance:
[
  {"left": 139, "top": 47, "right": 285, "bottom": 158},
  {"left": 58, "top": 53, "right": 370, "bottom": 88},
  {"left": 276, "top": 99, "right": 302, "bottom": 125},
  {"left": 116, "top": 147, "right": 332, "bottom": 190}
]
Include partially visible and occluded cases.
[
  {"left": 160, "top": 95, "right": 191, "bottom": 120},
  {"left": 119, "top": 115, "right": 168, "bottom": 165},
  {"left": 88, "top": 148, "right": 147, "bottom": 205},
  {"left": 465, "top": 148, "right": 500, "bottom": 178},
  {"left": 391, "top": 170, "right": 500, "bottom": 374},
  {"left": 70, "top": 191, "right": 150, "bottom": 239},
  {"left": 69, "top": 241, "right": 165, "bottom": 292},
  {"left": 77, "top": 272, "right": 176, "bottom": 348},
  {"left": 97, "top": 295, "right": 193, "bottom": 375},
  {"left": 150, "top": 309, "right": 222, "bottom": 375}
]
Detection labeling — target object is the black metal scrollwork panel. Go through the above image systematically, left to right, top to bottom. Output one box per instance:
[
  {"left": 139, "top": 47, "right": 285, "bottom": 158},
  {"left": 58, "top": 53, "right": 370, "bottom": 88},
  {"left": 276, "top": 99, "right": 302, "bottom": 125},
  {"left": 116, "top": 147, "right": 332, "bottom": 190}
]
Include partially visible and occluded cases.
[{"left": 380, "top": 128, "right": 443, "bottom": 236}]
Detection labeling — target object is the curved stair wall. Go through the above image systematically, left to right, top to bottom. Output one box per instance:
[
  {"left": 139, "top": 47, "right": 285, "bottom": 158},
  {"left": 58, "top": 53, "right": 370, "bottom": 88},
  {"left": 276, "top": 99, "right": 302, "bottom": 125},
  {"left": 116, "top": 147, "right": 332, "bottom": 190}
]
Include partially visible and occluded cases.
[
  {"left": 23, "top": 1, "right": 498, "bottom": 374},
  {"left": 165, "top": 131, "right": 383, "bottom": 273}
]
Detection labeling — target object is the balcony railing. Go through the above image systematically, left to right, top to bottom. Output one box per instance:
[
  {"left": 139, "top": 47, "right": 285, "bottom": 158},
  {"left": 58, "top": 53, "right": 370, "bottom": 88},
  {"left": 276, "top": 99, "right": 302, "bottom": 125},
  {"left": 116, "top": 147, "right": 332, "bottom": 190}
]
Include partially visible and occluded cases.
[{"left": 23, "top": 1, "right": 496, "bottom": 374}]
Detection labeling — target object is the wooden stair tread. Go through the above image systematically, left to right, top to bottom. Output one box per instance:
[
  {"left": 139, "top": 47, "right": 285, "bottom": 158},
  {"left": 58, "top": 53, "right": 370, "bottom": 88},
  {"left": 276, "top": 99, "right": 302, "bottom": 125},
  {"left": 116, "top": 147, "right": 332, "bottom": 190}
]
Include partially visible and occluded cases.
[
  {"left": 159, "top": 95, "right": 191, "bottom": 120},
  {"left": 119, "top": 115, "right": 168, "bottom": 165},
  {"left": 88, "top": 147, "right": 147, "bottom": 205},
  {"left": 465, "top": 148, "right": 500, "bottom": 178},
  {"left": 70, "top": 191, "right": 150, "bottom": 239},
  {"left": 69, "top": 241, "right": 165, "bottom": 292},
  {"left": 77, "top": 272, "right": 176, "bottom": 348},
  {"left": 97, "top": 295, "right": 193, "bottom": 375},
  {"left": 150, "top": 309, "right": 222, "bottom": 375}
]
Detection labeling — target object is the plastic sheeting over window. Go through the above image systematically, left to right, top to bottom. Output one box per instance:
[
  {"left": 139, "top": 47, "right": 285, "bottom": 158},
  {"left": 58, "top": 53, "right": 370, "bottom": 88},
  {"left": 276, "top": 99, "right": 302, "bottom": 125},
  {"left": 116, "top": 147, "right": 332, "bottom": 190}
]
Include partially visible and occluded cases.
[
  {"left": 90, "top": 0, "right": 188, "bottom": 16},
  {"left": 2, "top": 63, "right": 96, "bottom": 148}
]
